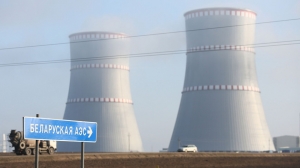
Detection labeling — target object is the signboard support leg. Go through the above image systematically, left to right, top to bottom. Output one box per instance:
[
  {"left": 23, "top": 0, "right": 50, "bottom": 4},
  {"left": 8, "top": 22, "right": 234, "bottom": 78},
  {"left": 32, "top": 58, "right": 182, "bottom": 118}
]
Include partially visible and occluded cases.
[
  {"left": 35, "top": 114, "right": 39, "bottom": 168},
  {"left": 81, "top": 142, "right": 84, "bottom": 168}
]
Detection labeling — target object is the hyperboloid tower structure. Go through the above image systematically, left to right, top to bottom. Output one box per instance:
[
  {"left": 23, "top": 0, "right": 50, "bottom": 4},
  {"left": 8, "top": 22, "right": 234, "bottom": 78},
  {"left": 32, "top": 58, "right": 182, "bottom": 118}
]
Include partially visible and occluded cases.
[
  {"left": 168, "top": 8, "right": 275, "bottom": 152},
  {"left": 59, "top": 31, "right": 143, "bottom": 152}
]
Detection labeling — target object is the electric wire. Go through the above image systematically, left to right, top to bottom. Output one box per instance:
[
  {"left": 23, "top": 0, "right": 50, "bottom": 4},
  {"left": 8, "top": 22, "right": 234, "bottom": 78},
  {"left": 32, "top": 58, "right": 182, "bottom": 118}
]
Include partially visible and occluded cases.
[
  {"left": 0, "top": 18, "right": 299, "bottom": 51},
  {"left": 0, "top": 40, "right": 299, "bottom": 68}
]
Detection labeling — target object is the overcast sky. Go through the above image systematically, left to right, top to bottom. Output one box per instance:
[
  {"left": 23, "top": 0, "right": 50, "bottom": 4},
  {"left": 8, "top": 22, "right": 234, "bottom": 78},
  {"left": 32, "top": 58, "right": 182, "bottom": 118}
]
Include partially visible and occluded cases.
[{"left": 0, "top": 0, "right": 300, "bottom": 152}]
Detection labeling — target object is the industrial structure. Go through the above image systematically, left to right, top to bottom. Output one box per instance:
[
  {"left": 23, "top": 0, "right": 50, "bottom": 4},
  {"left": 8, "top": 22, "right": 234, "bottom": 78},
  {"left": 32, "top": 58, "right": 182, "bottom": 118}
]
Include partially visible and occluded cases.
[
  {"left": 168, "top": 8, "right": 275, "bottom": 152},
  {"left": 59, "top": 32, "right": 143, "bottom": 152},
  {"left": 1, "top": 134, "right": 7, "bottom": 153},
  {"left": 273, "top": 135, "right": 300, "bottom": 152}
]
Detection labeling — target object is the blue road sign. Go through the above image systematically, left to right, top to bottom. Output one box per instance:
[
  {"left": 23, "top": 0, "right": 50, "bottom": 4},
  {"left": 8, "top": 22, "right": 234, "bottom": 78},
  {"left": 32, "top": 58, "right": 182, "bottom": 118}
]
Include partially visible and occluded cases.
[{"left": 23, "top": 117, "right": 97, "bottom": 142}]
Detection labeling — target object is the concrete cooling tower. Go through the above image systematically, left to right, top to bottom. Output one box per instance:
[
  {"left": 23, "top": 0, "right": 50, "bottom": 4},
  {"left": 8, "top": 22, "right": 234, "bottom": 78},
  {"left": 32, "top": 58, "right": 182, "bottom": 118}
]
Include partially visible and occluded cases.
[
  {"left": 168, "top": 8, "right": 275, "bottom": 152},
  {"left": 59, "top": 32, "right": 143, "bottom": 152}
]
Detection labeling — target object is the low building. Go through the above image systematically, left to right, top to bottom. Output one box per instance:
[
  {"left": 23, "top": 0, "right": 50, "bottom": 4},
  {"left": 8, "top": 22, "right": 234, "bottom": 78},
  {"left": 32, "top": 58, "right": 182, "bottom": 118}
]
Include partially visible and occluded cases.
[{"left": 273, "top": 135, "right": 300, "bottom": 152}]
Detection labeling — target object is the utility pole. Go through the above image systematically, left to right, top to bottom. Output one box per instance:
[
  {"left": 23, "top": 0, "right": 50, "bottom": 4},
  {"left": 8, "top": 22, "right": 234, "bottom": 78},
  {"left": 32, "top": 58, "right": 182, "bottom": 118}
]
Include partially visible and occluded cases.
[
  {"left": 128, "top": 133, "right": 130, "bottom": 152},
  {"left": 178, "top": 138, "right": 181, "bottom": 148},
  {"left": 269, "top": 138, "right": 271, "bottom": 152}
]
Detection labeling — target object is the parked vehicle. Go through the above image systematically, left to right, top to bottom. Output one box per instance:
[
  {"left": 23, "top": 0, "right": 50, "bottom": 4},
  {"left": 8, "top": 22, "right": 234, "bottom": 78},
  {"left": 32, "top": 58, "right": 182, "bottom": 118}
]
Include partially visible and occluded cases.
[
  {"left": 8, "top": 129, "right": 57, "bottom": 155},
  {"left": 177, "top": 144, "right": 198, "bottom": 152},
  {"left": 263, "top": 150, "right": 274, "bottom": 153}
]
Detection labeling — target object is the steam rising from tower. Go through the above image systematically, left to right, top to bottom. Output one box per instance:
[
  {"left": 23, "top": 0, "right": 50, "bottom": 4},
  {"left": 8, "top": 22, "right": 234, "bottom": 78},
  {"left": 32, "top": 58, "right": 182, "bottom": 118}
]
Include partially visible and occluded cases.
[{"left": 168, "top": 8, "right": 275, "bottom": 152}]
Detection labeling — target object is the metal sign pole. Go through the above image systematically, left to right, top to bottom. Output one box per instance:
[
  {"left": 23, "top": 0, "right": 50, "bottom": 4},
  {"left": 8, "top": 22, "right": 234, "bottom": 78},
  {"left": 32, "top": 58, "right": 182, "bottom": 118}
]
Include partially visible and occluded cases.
[
  {"left": 35, "top": 114, "right": 39, "bottom": 168},
  {"left": 81, "top": 142, "right": 84, "bottom": 168}
]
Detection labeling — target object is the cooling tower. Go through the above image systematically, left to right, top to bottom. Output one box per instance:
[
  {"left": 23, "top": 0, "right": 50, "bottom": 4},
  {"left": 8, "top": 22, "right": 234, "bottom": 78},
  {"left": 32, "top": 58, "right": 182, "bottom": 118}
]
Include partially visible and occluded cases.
[
  {"left": 168, "top": 8, "right": 275, "bottom": 152},
  {"left": 59, "top": 32, "right": 143, "bottom": 152}
]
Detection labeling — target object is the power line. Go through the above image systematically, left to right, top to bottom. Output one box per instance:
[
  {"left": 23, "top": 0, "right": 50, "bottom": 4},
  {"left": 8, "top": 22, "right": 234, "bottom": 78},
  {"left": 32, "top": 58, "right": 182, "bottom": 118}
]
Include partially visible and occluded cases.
[
  {"left": 0, "top": 18, "right": 299, "bottom": 51},
  {"left": 131, "top": 18, "right": 300, "bottom": 37},
  {"left": 2, "top": 39, "right": 300, "bottom": 66},
  {"left": 0, "top": 40, "right": 299, "bottom": 68},
  {"left": 1, "top": 41, "right": 299, "bottom": 67}
]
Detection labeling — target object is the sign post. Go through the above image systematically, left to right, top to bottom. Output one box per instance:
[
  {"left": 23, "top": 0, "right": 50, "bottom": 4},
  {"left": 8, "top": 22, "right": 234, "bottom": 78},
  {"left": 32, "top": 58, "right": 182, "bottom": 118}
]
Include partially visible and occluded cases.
[
  {"left": 35, "top": 114, "right": 39, "bottom": 168},
  {"left": 23, "top": 116, "right": 97, "bottom": 168},
  {"left": 81, "top": 142, "right": 84, "bottom": 168}
]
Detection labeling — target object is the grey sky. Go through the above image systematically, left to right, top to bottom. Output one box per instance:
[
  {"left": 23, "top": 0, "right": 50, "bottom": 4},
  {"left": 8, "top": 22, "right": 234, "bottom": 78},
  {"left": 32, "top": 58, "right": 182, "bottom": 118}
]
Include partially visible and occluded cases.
[{"left": 0, "top": 0, "right": 299, "bottom": 152}]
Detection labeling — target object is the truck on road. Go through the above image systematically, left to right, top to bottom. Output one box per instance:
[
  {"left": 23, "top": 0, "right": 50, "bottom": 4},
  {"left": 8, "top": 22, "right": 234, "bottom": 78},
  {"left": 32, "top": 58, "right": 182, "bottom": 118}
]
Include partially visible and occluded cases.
[{"left": 8, "top": 130, "right": 57, "bottom": 155}]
